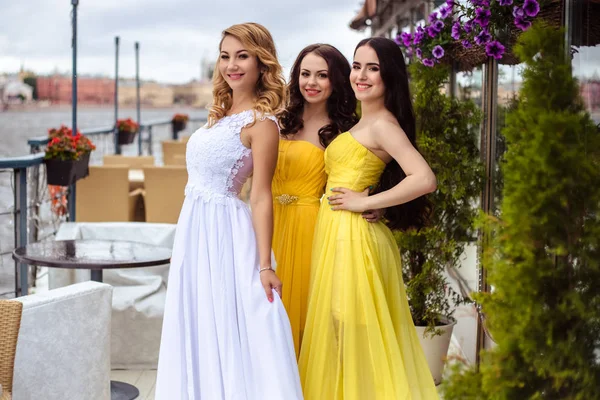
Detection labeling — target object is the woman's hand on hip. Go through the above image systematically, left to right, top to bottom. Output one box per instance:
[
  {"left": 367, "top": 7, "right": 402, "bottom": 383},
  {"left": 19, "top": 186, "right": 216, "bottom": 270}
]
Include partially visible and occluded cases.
[{"left": 327, "top": 187, "right": 370, "bottom": 213}]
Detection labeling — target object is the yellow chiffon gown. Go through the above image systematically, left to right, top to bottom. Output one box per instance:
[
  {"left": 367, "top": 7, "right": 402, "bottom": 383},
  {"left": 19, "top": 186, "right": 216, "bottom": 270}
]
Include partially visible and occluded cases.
[
  {"left": 299, "top": 132, "right": 438, "bottom": 399},
  {"left": 272, "top": 139, "right": 327, "bottom": 357}
]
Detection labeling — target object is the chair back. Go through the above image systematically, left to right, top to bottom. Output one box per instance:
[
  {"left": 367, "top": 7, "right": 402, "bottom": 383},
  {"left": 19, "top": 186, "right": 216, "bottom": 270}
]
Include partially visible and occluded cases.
[
  {"left": 161, "top": 141, "right": 187, "bottom": 166},
  {"left": 103, "top": 155, "right": 155, "bottom": 168},
  {"left": 75, "top": 165, "right": 131, "bottom": 222},
  {"left": 142, "top": 166, "right": 188, "bottom": 223}
]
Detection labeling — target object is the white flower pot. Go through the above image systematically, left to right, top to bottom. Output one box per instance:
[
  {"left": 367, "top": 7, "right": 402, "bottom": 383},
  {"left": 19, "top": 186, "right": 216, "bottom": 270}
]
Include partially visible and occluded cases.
[{"left": 415, "top": 320, "right": 456, "bottom": 385}]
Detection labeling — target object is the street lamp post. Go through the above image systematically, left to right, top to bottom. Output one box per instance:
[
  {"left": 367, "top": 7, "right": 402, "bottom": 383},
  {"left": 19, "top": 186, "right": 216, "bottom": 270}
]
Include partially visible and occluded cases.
[
  {"left": 68, "top": 0, "right": 79, "bottom": 220},
  {"left": 114, "top": 36, "right": 121, "bottom": 154},
  {"left": 135, "top": 42, "right": 141, "bottom": 155}
]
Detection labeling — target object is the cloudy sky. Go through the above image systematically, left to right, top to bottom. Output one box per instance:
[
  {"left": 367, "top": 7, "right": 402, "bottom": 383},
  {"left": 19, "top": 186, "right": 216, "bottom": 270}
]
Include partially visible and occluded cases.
[{"left": 0, "top": 0, "right": 371, "bottom": 84}]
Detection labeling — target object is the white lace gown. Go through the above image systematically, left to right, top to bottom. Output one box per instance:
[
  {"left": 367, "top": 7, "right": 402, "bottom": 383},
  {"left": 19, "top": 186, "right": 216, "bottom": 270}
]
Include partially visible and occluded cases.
[{"left": 155, "top": 110, "right": 303, "bottom": 400}]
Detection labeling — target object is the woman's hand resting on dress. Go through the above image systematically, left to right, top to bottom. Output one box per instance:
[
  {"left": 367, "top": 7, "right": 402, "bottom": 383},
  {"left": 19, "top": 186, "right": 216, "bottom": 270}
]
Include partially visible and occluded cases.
[
  {"left": 328, "top": 187, "right": 384, "bottom": 222},
  {"left": 260, "top": 269, "right": 282, "bottom": 302}
]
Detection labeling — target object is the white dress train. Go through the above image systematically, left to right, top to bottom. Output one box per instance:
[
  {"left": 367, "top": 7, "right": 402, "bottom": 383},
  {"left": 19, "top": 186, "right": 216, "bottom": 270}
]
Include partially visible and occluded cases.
[{"left": 155, "top": 110, "right": 303, "bottom": 400}]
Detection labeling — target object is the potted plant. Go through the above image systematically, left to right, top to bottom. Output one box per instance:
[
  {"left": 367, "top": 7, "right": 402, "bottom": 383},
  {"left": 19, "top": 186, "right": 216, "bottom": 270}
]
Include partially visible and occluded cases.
[
  {"left": 443, "top": 23, "right": 600, "bottom": 399},
  {"left": 393, "top": 61, "right": 483, "bottom": 384},
  {"left": 171, "top": 113, "right": 189, "bottom": 134},
  {"left": 116, "top": 118, "right": 139, "bottom": 145},
  {"left": 44, "top": 125, "right": 95, "bottom": 186}
]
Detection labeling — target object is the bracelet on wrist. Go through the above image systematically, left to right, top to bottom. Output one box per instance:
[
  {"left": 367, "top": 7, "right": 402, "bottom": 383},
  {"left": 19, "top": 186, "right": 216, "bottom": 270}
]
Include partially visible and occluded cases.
[{"left": 259, "top": 266, "right": 274, "bottom": 274}]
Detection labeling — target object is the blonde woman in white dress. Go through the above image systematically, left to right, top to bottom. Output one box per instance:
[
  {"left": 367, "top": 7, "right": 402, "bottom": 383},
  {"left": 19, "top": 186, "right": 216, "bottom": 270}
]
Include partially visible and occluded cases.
[{"left": 155, "top": 22, "right": 302, "bottom": 400}]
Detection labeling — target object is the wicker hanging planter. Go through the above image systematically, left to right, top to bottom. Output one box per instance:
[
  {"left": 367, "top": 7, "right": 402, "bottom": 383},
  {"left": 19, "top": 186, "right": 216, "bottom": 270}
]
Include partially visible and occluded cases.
[
  {"left": 444, "top": 0, "right": 600, "bottom": 71},
  {"left": 449, "top": 27, "right": 522, "bottom": 71}
]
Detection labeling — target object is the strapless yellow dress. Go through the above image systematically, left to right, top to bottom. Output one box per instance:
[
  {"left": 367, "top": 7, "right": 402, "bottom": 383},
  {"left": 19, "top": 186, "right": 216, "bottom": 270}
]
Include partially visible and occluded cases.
[
  {"left": 298, "top": 132, "right": 438, "bottom": 399},
  {"left": 272, "top": 139, "right": 326, "bottom": 357}
]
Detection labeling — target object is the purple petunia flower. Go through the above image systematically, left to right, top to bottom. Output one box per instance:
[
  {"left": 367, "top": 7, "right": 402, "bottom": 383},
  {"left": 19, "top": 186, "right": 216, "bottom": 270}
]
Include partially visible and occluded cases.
[
  {"left": 446, "top": 0, "right": 456, "bottom": 7},
  {"left": 471, "top": 0, "right": 489, "bottom": 5},
  {"left": 498, "top": 0, "right": 513, "bottom": 5},
  {"left": 523, "top": 0, "right": 540, "bottom": 17},
  {"left": 439, "top": 6, "right": 452, "bottom": 19},
  {"left": 513, "top": 6, "right": 525, "bottom": 18},
  {"left": 474, "top": 7, "right": 491, "bottom": 27},
  {"left": 429, "top": 12, "right": 439, "bottom": 23},
  {"left": 514, "top": 17, "right": 532, "bottom": 31},
  {"left": 433, "top": 20, "right": 445, "bottom": 32},
  {"left": 464, "top": 20, "right": 474, "bottom": 33},
  {"left": 451, "top": 22, "right": 461, "bottom": 40},
  {"left": 427, "top": 26, "right": 439, "bottom": 38},
  {"left": 475, "top": 29, "right": 492, "bottom": 45},
  {"left": 413, "top": 30, "right": 425, "bottom": 45},
  {"left": 401, "top": 32, "right": 413, "bottom": 47},
  {"left": 394, "top": 34, "right": 402, "bottom": 46},
  {"left": 462, "top": 40, "right": 473, "bottom": 48},
  {"left": 485, "top": 40, "right": 505, "bottom": 59},
  {"left": 432, "top": 45, "right": 445, "bottom": 59},
  {"left": 405, "top": 47, "right": 414, "bottom": 58},
  {"left": 416, "top": 48, "right": 423, "bottom": 59},
  {"left": 422, "top": 58, "right": 435, "bottom": 67}
]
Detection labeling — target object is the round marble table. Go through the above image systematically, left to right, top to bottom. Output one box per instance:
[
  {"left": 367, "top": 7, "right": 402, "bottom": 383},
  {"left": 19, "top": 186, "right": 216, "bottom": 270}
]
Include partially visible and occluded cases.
[
  {"left": 13, "top": 239, "right": 172, "bottom": 400},
  {"left": 13, "top": 239, "right": 171, "bottom": 282}
]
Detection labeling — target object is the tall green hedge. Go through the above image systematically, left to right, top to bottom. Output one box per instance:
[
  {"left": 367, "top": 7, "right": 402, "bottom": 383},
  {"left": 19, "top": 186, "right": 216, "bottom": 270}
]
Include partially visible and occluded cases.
[{"left": 443, "top": 22, "right": 600, "bottom": 399}]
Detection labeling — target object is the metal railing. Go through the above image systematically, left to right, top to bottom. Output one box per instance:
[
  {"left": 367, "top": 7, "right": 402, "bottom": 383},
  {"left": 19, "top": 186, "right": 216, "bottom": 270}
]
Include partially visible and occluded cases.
[
  {"left": 1, "top": 117, "right": 206, "bottom": 298},
  {"left": 27, "top": 117, "right": 206, "bottom": 156},
  {"left": 0, "top": 154, "right": 46, "bottom": 297}
]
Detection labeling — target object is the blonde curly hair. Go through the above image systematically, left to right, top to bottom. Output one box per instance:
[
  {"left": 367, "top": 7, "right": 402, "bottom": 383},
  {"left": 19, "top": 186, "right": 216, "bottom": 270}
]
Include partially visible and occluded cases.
[{"left": 207, "top": 22, "right": 287, "bottom": 127}]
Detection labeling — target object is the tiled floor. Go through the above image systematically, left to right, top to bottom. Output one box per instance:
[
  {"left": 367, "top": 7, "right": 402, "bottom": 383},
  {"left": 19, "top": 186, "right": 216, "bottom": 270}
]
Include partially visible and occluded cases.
[{"left": 111, "top": 369, "right": 157, "bottom": 400}]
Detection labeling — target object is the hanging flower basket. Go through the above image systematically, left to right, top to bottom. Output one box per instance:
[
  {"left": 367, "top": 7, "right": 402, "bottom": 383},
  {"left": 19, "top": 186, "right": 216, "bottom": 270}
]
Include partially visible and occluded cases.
[
  {"left": 397, "top": 0, "right": 575, "bottom": 71},
  {"left": 448, "top": 27, "right": 522, "bottom": 71},
  {"left": 171, "top": 113, "right": 189, "bottom": 133},
  {"left": 116, "top": 118, "right": 139, "bottom": 145},
  {"left": 44, "top": 125, "right": 95, "bottom": 186},
  {"left": 45, "top": 152, "right": 91, "bottom": 186}
]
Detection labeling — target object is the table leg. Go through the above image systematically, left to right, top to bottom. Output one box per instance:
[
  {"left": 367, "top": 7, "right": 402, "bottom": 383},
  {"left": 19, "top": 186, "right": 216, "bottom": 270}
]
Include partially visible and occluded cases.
[
  {"left": 91, "top": 269, "right": 103, "bottom": 282},
  {"left": 111, "top": 380, "right": 140, "bottom": 400}
]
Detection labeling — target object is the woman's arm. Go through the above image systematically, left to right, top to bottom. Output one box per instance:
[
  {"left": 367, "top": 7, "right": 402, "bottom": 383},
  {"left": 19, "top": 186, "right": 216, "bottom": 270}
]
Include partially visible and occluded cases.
[
  {"left": 245, "top": 118, "right": 283, "bottom": 302},
  {"left": 329, "top": 120, "right": 436, "bottom": 213}
]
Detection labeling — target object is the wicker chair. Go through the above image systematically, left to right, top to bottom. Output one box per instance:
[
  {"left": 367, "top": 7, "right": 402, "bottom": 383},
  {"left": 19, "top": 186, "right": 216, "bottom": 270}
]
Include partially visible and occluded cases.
[
  {"left": 161, "top": 140, "right": 187, "bottom": 166},
  {"left": 103, "top": 155, "right": 155, "bottom": 168},
  {"left": 142, "top": 166, "right": 187, "bottom": 223},
  {"left": 0, "top": 301, "right": 23, "bottom": 400}
]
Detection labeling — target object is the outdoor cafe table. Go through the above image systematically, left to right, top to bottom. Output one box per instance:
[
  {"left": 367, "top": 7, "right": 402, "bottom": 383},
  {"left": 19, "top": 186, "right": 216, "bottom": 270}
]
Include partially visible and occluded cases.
[{"left": 13, "top": 239, "right": 172, "bottom": 400}]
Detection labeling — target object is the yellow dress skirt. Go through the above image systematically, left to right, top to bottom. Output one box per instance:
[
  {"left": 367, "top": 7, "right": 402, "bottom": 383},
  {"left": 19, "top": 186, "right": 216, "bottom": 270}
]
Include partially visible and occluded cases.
[{"left": 298, "top": 132, "right": 438, "bottom": 399}]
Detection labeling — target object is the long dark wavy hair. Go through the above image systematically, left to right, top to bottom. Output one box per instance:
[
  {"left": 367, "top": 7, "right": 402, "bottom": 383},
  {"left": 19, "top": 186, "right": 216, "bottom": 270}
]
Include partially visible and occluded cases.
[
  {"left": 355, "top": 37, "right": 431, "bottom": 231},
  {"left": 279, "top": 44, "right": 358, "bottom": 147}
]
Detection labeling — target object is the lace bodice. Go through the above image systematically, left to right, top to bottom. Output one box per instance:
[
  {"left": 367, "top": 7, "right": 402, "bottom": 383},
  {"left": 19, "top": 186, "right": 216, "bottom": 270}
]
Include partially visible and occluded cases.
[{"left": 185, "top": 110, "right": 278, "bottom": 203}]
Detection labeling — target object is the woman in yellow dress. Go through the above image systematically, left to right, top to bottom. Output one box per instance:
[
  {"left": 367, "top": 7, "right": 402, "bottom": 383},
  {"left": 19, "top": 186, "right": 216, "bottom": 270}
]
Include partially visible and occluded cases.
[
  {"left": 299, "top": 37, "right": 439, "bottom": 399},
  {"left": 273, "top": 44, "right": 380, "bottom": 357}
]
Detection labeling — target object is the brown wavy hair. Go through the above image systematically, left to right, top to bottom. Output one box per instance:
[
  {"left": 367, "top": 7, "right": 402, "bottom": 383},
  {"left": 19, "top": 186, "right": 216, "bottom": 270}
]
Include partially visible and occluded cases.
[
  {"left": 208, "top": 22, "right": 287, "bottom": 127},
  {"left": 355, "top": 37, "right": 431, "bottom": 232},
  {"left": 279, "top": 44, "right": 358, "bottom": 147}
]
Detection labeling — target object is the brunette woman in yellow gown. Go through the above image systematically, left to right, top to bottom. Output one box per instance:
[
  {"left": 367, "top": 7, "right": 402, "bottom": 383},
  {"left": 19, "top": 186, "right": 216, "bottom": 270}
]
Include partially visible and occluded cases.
[
  {"left": 299, "top": 37, "right": 439, "bottom": 399},
  {"left": 273, "top": 44, "right": 380, "bottom": 357}
]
